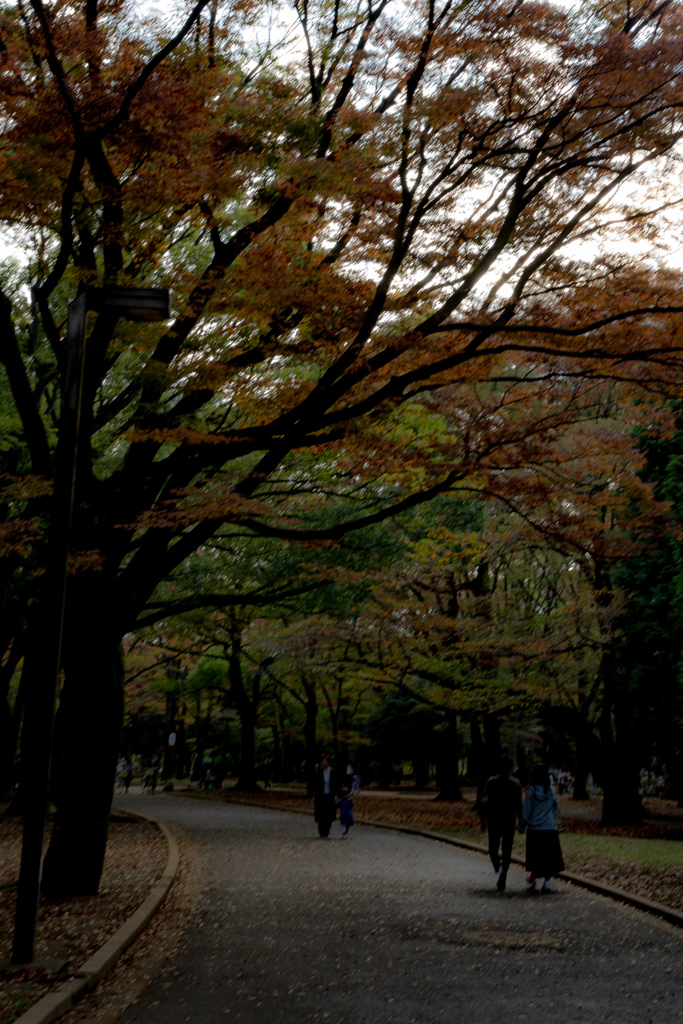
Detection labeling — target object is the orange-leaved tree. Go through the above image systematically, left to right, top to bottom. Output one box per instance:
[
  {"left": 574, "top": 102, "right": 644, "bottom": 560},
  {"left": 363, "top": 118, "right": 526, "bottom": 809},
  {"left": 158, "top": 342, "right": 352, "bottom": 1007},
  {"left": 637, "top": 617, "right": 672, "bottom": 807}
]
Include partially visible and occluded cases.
[{"left": 2, "top": 0, "right": 683, "bottom": 892}]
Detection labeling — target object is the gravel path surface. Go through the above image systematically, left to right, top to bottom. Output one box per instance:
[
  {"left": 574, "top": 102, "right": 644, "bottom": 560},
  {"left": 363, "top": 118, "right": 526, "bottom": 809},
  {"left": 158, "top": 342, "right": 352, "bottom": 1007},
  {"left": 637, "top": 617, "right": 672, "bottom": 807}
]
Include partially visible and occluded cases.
[{"left": 118, "top": 794, "right": 682, "bottom": 1024}]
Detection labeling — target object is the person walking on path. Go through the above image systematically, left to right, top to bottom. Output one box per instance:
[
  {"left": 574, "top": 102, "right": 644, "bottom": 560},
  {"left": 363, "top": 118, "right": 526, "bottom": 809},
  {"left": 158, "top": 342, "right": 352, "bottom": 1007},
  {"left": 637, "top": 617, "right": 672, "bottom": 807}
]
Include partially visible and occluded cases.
[
  {"left": 314, "top": 753, "right": 340, "bottom": 838},
  {"left": 478, "top": 754, "right": 523, "bottom": 891},
  {"left": 122, "top": 756, "right": 133, "bottom": 794},
  {"left": 346, "top": 762, "right": 362, "bottom": 794},
  {"left": 519, "top": 762, "right": 565, "bottom": 892},
  {"left": 336, "top": 786, "right": 355, "bottom": 839}
]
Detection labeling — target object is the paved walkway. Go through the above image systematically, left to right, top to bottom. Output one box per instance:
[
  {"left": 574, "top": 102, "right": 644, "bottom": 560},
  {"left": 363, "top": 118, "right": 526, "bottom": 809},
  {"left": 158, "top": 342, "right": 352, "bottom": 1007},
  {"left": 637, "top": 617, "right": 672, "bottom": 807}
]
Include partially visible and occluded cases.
[{"left": 119, "top": 794, "right": 682, "bottom": 1024}]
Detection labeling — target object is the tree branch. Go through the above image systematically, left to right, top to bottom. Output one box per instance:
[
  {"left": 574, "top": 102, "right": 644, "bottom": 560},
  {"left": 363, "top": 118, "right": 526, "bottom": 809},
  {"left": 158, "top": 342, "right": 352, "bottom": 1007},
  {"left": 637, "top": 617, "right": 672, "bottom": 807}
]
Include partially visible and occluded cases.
[{"left": 0, "top": 288, "right": 52, "bottom": 476}]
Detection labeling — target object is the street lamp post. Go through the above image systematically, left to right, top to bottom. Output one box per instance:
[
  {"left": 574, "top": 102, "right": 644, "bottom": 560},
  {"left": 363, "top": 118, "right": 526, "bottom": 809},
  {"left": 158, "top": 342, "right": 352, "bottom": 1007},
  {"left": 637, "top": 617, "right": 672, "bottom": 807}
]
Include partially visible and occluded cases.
[{"left": 11, "top": 287, "right": 171, "bottom": 966}]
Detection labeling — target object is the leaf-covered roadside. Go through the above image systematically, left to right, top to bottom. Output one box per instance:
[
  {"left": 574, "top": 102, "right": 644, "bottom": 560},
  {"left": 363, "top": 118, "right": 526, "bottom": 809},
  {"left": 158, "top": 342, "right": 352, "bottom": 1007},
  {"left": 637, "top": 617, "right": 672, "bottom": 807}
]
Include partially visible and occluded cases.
[{"left": 0, "top": 815, "right": 165, "bottom": 1024}]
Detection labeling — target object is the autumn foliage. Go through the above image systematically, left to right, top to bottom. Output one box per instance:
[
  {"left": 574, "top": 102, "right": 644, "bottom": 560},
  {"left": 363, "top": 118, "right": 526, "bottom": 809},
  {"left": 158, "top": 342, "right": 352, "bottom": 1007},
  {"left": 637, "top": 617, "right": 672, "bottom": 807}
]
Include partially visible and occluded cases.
[{"left": 2, "top": 0, "right": 683, "bottom": 890}]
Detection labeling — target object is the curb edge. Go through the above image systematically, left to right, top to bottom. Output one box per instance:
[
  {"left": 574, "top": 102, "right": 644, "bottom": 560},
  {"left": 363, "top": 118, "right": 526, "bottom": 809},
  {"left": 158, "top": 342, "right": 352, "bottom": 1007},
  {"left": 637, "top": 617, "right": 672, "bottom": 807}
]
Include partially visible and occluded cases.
[{"left": 12, "top": 806, "right": 180, "bottom": 1024}]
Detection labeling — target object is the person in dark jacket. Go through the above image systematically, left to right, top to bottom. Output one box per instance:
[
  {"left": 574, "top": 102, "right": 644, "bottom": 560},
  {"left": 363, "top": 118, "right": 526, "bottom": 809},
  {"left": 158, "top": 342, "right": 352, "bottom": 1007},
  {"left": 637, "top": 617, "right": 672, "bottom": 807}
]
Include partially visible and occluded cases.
[
  {"left": 314, "top": 754, "right": 340, "bottom": 838},
  {"left": 478, "top": 754, "right": 523, "bottom": 891},
  {"left": 519, "top": 762, "right": 565, "bottom": 891}
]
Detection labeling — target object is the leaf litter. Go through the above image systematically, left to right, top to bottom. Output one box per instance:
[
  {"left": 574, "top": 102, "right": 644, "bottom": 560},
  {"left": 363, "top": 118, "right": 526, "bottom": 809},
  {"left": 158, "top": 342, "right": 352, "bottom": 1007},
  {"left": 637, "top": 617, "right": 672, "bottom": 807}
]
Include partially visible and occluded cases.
[{"left": 0, "top": 815, "right": 165, "bottom": 1023}]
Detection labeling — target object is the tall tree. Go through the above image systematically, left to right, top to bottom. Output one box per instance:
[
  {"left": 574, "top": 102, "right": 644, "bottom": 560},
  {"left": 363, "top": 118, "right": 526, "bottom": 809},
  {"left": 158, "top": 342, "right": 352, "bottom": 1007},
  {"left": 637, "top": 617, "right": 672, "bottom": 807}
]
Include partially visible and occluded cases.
[
  {"left": 2, "top": 0, "right": 683, "bottom": 892},
  {"left": 600, "top": 412, "right": 683, "bottom": 821}
]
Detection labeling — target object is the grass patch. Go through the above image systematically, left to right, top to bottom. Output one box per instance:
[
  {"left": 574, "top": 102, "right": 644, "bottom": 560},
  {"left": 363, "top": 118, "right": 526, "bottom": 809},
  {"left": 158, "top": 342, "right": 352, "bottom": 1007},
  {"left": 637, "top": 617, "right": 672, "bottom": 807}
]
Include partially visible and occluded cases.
[
  {"left": 432, "top": 824, "right": 683, "bottom": 911},
  {"left": 437, "top": 825, "right": 682, "bottom": 871},
  {"left": 560, "top": 833, "right": 683, "bottom": 870}
]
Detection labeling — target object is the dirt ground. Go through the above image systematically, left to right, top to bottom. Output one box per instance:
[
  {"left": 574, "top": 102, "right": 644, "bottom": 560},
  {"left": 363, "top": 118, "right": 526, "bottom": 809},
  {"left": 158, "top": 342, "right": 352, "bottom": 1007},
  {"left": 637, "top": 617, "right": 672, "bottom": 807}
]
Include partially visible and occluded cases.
[{"left": 0, "top": 813, "right": 165, "bottom": 1024}]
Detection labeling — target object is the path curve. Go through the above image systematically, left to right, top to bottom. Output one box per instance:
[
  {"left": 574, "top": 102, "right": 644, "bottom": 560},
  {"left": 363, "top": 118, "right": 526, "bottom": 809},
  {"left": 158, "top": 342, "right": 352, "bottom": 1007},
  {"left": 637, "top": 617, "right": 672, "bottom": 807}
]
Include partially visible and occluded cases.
[{"left": 118, "top": 793, "right": 682, "bottom": 1024}]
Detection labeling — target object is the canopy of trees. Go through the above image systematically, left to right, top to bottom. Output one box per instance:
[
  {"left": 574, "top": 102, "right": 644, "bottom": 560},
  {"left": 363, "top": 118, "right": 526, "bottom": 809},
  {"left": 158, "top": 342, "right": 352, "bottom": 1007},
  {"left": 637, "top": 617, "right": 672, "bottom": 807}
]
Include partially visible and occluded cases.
[{"left": 2, "top": 0, "right": 683, "bottom": 893}]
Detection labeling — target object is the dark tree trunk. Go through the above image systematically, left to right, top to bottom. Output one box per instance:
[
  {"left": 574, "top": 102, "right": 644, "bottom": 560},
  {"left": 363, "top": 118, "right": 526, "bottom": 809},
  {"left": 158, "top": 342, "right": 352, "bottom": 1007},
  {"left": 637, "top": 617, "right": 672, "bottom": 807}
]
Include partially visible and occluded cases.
[
  {"left": 586, "top": 565, "right": 644, "bottom": 824},
  {"left": 41, "top": 626, "right": 124, "bottom": 897},
  {"left": 231, "top": 634, "right": 260, "bottom": 792},
  {"left": 0, "top": 640, "right": 22, "bottom": 794},
  {"left": 3, "top": 651, "right": 29, "bottom": 814},
  {"left": 4, "top": 652, "right": 37, "bottom": 817},
  {"left": 598, "top": 655, "right": 643, "bottom": 826},
  {"left": 11, "top": 659, "right": 26, "bottom": 738},
  {"left": 573, "top": 669, "right": 600, "bottom": 801},
  {"left": 322, "top": 673, "right": 342, "bottom": 766},
  {"left": 304, "top": 685, "right": 317, "bottom": 797},
  {"left": 0, "top": 688, "right": 16, "bottom": 796},
  {"left": 194, "top": 692, "right": 205, "bottom": 765},
  {"left": 234, "top": 702, "right": 258, "bottom": 791},
  {"left": 329, "top": 709, "right": 340, "bottom": 764},
  {"left": 663, "top": 710, "right": 683, "bottom": 805},
  {"left": 435, "top": 712, "right": 463, "bottom": 801},
  {"left": 482, "top": 712, "right": 502, "bottom": 771},
  {"left": 572, "top": 712, "right": 591, "bottom": 801},
  {"left": 222, "top": 716, "right": 238, "bottom": 774},
  {"left": 175, "top": 717, "right": 187, "bottom": 779},
  {"left": 469, "top": 718, "right": 487, "bottom": 798},
  {"left": 271, "top": 721, "right": 282, "bottom": 782},
  {"left": 669, "top": 732, "right": 683, "bottom": 807},
  {"left": 283, "top": 733, "right": 295, "bottom": 783},
  {"left": 515, "top": 741, "right": 529, "bottom": 786},
  {"left": 674, "top": 753, "right": 683, "bottom": 808},
  {"left": 413, "top": 755, "right": 430, "bottom": 789},
  {"left": 376, "top": 761, "right": 392, "bottom": 790},
  {"left": 602, "top": 761, "right": 643, "bottom": 824}
]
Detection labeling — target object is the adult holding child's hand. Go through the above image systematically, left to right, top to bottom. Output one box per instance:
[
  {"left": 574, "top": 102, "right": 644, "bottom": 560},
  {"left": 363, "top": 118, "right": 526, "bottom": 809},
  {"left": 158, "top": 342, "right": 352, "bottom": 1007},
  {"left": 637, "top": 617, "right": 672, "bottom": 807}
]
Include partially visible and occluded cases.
[{"left": 313, "top": 753, "right": 340, "bottom": 838}]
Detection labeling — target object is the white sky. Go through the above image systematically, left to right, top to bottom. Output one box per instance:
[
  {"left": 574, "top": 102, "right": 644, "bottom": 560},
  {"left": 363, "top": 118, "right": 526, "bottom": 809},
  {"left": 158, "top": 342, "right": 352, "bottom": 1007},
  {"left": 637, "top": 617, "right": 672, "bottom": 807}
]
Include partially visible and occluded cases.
[{"left": 3, "top": 0, "right": 683, "bottom": 274}]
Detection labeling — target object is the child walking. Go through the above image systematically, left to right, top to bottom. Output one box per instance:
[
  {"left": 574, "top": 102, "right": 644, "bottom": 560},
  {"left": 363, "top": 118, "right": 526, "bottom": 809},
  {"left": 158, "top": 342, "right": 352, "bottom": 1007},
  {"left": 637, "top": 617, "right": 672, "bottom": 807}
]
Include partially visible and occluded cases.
[{"left": 337, "top": 787, "right": 355, "bottom": 839}]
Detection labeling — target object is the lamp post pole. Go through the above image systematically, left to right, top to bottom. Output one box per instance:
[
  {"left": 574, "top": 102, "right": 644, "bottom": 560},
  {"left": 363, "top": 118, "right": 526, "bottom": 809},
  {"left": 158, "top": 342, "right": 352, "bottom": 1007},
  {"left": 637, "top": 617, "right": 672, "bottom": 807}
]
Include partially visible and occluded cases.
[{"left": 11, "top": 287, "right": 171, "bottom": 965}]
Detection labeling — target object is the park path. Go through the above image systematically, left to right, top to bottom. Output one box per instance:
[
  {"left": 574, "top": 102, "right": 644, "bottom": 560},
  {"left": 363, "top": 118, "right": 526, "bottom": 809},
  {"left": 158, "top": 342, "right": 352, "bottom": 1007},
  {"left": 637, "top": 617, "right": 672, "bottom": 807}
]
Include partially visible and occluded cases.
[{"left": 118, "top": 793, "right": 681, "bottom": 1024}]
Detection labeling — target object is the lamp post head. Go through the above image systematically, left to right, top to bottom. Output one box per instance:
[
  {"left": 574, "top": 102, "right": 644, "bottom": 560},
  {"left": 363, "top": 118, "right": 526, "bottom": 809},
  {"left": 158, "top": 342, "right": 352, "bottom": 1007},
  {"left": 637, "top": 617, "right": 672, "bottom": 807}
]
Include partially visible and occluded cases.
[{"left": 87, "top": 286, "right": 172, "bottom": 322}]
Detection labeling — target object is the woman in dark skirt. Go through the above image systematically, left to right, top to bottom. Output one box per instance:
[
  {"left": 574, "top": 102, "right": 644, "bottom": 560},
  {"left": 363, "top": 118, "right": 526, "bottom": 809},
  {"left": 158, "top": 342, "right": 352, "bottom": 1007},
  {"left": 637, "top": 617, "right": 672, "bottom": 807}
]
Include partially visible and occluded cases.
[{"left": 519, "top": 763, "right": 565, "bottom": 891}]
